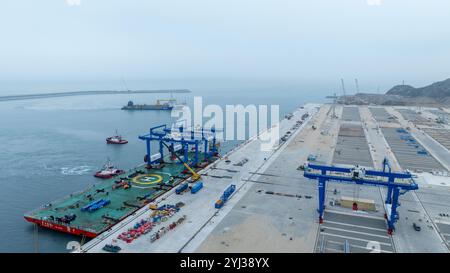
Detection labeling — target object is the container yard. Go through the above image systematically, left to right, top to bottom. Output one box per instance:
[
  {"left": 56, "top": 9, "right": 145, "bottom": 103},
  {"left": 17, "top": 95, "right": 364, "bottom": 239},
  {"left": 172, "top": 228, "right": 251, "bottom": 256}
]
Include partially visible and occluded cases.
[
  {"left": 25, "top": 103, "right": 450, "bottom": 253},
  {"left": 369, "top": 107, "right": 397, "bottom": 123},
  {"left": 381, "top": 128, "right": 445, "bottom": 173}
]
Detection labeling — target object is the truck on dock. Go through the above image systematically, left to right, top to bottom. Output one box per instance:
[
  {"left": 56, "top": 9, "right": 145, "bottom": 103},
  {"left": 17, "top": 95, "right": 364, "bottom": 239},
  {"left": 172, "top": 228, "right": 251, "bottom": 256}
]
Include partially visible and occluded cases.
[
  {"left": 307, "top": 154, "right": 317, "bottom": 162},
  {"left": 191, "top": 182, "right": 203, "bottom": 194},
  {"left": 176, "top": 183, "right": 189, "bottom": 194},
  {"left": 215, "top": 184, "right": 236, "bottom": 209}
]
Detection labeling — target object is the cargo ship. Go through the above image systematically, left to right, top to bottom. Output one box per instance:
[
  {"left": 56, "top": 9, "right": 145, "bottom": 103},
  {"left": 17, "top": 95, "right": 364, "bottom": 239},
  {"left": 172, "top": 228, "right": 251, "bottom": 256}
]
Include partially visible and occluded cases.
[
  {"left": 121, "top": 99, "right": 176, "bottom": 111},
  {"left": 24, "top": 152, "right": 218, "bottom": 238}
]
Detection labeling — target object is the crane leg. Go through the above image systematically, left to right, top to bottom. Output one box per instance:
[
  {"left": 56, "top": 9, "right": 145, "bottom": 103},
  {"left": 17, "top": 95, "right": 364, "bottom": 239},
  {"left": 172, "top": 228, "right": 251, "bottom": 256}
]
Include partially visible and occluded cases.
[{"left": 318, "top": 178, "right": 326, "bottom": 224}]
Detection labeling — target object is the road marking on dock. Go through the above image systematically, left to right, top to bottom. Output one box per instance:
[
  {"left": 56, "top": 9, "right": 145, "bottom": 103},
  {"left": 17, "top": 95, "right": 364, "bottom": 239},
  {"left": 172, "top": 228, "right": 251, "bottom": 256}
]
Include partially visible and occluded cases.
[
  {"left": 210, "top": 167, "right": 239, "bottom": 173},
  {"left": 132, "top": 174, "right": 163, "bottom": 185},
  {"left": 325, "top": 209, "right": 386, "bottom": 221},
  {"left": 323, "top": 220, "right": 388, "bottom": 232},
  {"left": 321, "top": 226, "right": 390, "bottom": 239},
  {"left": 320, "top": 232, "right": 392, "bottom": 247},
  {"left": 325, "top": 239, "right": 393, "bottom": 253}
]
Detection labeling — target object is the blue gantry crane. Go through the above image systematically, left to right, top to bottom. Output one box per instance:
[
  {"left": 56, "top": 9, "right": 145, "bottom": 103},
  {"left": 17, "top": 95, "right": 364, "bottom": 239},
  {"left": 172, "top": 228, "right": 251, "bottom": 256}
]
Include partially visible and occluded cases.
[
  {"left": 138, "top": 123, "right": 218, "bottom": 169},
  {"left": 303, "top": 158, "right": 419, "bottom": 234}
]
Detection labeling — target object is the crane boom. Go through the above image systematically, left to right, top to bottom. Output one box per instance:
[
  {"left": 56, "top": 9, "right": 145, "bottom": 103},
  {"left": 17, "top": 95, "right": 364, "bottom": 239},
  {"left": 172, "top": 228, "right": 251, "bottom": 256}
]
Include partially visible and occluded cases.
[
  {"left": 341, "top": 78, "right": 346, "bottom": 97},
  {"left": 161, "top": 141, "right": 201, "bottom": 181}
]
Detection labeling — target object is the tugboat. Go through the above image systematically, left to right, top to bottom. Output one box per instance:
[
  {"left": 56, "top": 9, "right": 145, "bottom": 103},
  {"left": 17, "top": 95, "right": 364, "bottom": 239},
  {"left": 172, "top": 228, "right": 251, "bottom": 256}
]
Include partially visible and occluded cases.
[
  {"left": 106, "top": 130, "right": 128, "bottom": 144},
  {"left": 94, "top": 159, "right": 125, "bottom": 179}
]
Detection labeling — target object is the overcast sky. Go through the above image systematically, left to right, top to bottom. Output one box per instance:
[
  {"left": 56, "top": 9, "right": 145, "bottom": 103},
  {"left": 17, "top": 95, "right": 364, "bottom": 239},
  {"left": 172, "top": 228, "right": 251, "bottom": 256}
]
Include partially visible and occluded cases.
[{"left": 0, "top": 0, "right": 449, "bottom": 93}]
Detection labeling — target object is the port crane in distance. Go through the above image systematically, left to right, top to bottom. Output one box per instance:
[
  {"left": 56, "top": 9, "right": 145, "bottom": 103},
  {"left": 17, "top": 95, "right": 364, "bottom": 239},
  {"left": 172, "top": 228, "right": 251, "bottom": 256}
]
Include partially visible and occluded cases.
[{"left": 160, "top": 141, "right": 201, "bottom": 182}]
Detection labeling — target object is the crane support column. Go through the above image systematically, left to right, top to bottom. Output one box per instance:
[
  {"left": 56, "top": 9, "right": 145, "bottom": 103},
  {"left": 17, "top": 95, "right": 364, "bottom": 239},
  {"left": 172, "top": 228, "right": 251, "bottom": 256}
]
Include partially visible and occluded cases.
[
  {"left": 212, "top": 134, "right": 217, "bottom": 155},
  {"left": 159, "top": 137, "right": 164, "bottom": 163},
  {"left": 204, "top": 138, "right": 209, "bottom": 161},
  {"left": 145, "top": 139, "right": 151, "bottom": 168},
  {"left": 194, "top": 141, "right": 199, "bottom": 166},
  {"left": 183, "top": 142, "right": 189, "bottom": 164},
  {"left": 170, "top": 143, "right": 176, "bottom": 160},
  {"left": 318, "top": 177, "right": 326, "bottom": 224},
  {"left": 385, "top": 177, "right": 394, "bottom": 204},
  {"left": 388, "top": 187, "right": 401, "bottom": 234}
]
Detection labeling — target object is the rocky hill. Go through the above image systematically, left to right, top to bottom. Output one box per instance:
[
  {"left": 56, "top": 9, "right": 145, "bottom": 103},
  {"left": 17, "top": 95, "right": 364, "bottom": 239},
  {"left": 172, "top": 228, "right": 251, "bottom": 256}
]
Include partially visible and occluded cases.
[
  {"left": 337, "top": 78, "right": 450, "bottom": 106},
  {"left": 386, "top": 78, "right": 450, "bottom": 99}
]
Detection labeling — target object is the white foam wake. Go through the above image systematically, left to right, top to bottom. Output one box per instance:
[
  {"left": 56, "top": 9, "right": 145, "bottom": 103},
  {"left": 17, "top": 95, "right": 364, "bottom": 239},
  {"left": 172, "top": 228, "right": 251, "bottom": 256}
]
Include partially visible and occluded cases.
[{"left": 60, "top": 166, "right": 93, "bottom": 176}]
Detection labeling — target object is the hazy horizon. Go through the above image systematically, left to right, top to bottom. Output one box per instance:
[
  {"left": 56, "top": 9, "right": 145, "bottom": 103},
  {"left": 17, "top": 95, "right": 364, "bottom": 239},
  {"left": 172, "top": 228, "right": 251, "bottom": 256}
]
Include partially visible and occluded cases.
[{"left": 1, "top": 0, "right": 449, "bottom": 95}]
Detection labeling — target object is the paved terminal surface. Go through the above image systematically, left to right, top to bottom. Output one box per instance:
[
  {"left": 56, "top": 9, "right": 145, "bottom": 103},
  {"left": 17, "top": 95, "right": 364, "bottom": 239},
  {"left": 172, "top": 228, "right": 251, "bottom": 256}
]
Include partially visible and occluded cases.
[
  {"left": 81, "top": 104, "right": 450, "bottom": 253},
  {"left": 193, "top": 105, "right": 331, "bottom": 252},
  {"left": 342, "top": 107, "right": 361, "bottom": 122},
  {"left": 369, "top": 107, "right": 398, "bottom": 124},
  {"left": 386, "top": 107, "right": 450, "bottom": 172},
  {"left": 396, "top": 109, "right": 432, "bottom": 126},
  {"left": 332, "top": 123, "right": 373, "bottom": 168},
  {"left": 381, "top": 127, "right": 445, "bottom": 173},
  {"left": 423, "top": 129, "right": 450, "bottom": 150},
  {"left": 317, "top": 211, "right": 395, "bottom": 253}
]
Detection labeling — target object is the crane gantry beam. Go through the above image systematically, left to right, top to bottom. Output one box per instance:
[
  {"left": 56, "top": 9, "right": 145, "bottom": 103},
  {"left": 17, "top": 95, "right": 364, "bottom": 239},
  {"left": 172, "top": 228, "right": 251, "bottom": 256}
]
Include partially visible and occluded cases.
[
  {"left": 139, "top": 124, "right": 218, "bottom": 169},
  {"left": 304, "top": 159, "right": 419, "bottom": 234}
]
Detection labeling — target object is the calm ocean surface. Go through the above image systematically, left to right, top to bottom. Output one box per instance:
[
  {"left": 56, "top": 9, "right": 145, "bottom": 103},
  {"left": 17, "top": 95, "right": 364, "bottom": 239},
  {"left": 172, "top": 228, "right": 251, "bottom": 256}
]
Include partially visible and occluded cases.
[{"left": 0, "top": 83, "right": 327, "bottom": 252}]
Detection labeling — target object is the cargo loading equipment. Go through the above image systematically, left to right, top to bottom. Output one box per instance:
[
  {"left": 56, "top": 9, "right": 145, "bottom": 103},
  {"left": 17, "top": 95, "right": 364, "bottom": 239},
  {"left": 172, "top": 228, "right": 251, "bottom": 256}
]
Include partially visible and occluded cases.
[
  {"left": 24, "top": 123, "right": 219, "bottom": 238},
  {"left": 138, "top": 123, "right": 219, "bottom": 170},
  {"left": 160, "top": 140, "right": 201, "bottom": 182},
  {"left": 304, "top": 158, "right": 419, "bottom": 234},
  {"left": 191, "top": 181, "right": 203, "bottom": 194},
  {"left": 215, "top": 184, "right": 236, "bottom": 209}
]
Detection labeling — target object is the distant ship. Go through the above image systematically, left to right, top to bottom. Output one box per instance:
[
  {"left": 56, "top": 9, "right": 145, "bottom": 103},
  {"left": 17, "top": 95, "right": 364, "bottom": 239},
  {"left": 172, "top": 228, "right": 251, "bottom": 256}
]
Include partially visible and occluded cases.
[{"left": 121, "top": 99, "right": 176, "bottom": 111}]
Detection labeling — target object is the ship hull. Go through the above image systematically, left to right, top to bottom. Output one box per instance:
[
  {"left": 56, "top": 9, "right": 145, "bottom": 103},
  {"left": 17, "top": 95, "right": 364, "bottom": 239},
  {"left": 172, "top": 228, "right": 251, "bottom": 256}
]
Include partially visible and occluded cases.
[
  {"left": 121, "top": 105, "right": 173, "bottom": 111},
  {"left": 106, "top": 138, "right": 128, "bottom": 144},
  {"left": 94, "top": 170, "right": 124, "bottom": 179},
  {"left": 24, "top": 217, "right": 98, "bottom": 238}
]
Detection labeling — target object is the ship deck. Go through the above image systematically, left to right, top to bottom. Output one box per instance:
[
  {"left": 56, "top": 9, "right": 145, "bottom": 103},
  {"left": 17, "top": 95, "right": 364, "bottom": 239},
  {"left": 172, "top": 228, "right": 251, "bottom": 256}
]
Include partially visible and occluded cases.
[{"left": 25, "top": 153, "right": 215, "bottom": 236}]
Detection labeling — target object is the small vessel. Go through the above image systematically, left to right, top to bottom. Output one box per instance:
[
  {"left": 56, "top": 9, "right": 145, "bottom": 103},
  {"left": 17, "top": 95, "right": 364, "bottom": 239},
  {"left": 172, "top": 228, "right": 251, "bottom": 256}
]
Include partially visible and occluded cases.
[
  {"left": 121, "top": 98, "right": 176, "bottom": 111},
  {"left": 106, "top": 130, "right": 128, "bottom": 144},
  {"left": 94, "top": 159, "right": 125, "bottom": 179}
]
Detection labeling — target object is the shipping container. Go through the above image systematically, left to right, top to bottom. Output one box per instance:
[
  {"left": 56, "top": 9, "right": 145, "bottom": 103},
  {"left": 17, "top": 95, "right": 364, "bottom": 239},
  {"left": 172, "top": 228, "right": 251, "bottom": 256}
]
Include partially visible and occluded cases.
[
  {"left": 191, "top": 181, "right": 203, "bottom": 194},
  {"left": 176, "top": 183, "right": 189, "bottom": 194},
  {"left": 214, "top": 184, "right": 236, "bottom": 209},
  {"left": 222, "top": 184, "right": 236, "bottom": 201}
]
